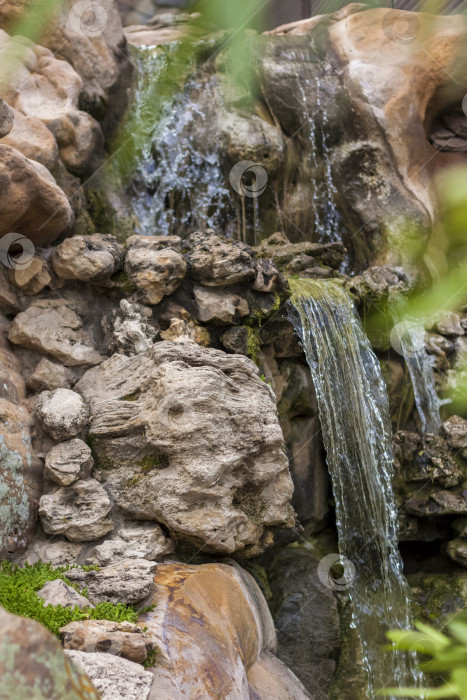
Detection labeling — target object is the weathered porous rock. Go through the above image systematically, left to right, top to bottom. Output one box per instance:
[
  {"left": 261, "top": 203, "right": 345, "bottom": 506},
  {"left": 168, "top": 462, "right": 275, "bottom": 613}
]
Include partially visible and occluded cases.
[
  {"left": 0, "top": 145, "right": 72, "bottom": 245},
  {"left": 187, "top": 230, "right": 256, "bottom": 286},
  {"left": 254, "top": 233, "right": 346, "bottom": 274},
  {"left": 52, "top": 234, "right": 123, "bottom": 283},
  {"left": 125, "top": 246, "right": 187, "bottom": 304},
  {"left": 8, "top": 257, "right": 51, "bottom": 296},
  {"left": 254, "top": 258, "right": 281, "bottom": 293},
  {"left": 194, "top": 284, "right": 249, "bottom": 325},
  {"left": 8, "top": 299, "right": 105, "bottom": 366},
  {"left": 104, "top": 299, "right": 158, "bottom": 355},
  {"left": 433, "top": 311, "right": 465, "bottom": 337},
  {"left": 220, "top": 326, "right": 250, "bottom": 355},
  {"left": 77, "top": 341, "right": 295, "bottom": 555},
  {"left": 26, "top": 358, "right": 76, "bottom": 392},
  {"left": 34, "top": 388, "right": 89, "bottom": 441},
  {"left": 442, "top": 415, "right": 467, "bottom": 459},
  {"left": 393, "top": 431, "right": 462, "bottom": 490},
  {"left": 44, "top": 438, "right": 93, "bottom": 486},
  {"left": 39, "top": 479, "right": 114, "bottom": 542},
  {"left": 86, "top": 522, "right": 173, "bottom": 566},
  {"left": 15, "top": 527, "right": 83, "bottom": 567},
  {"left": 446, "top": 539, "right": 467, "bottom": 568},
  {"left": 66, "top": 559, "right": 157, "bottom": 605},
  {"left": 139, "top": 562, "right": 291, "bottom": 699},
  {"left": 37, "top": 579, "right": 93, "bottom": 610},
  {"left": 0, "top": 607, "right": 100, "bottom": 700},
  {"left": 60, "top": 619, "right": 154, "bottom": 664},
  {"left": 65, "top": 650, "right": 153, "bottom": 700}
]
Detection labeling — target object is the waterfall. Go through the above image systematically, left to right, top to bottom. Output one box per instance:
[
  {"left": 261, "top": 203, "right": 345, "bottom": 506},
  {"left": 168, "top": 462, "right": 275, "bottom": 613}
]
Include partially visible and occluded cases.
[
  {"left": 124, "top": 45, "right": 233, "bottom": 237},
  {"left": 288, "top": 278, "right": 423, "bottom": 698},
  {"left": 391, "top": 321, "right": 441, "bottom": 434}
]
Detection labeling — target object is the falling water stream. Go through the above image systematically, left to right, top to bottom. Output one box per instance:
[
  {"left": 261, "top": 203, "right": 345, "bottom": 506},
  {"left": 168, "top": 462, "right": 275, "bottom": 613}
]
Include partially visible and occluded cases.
[{"left": 288, "top": 278, "right": 424, "bottom": 698}]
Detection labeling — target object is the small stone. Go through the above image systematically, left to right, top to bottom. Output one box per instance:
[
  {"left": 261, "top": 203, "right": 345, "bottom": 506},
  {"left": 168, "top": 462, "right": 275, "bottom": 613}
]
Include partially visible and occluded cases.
[
  {"left": 187, "top": 230, "right": 255, "bottom": 287},
  {"left": 52, "top": 234, "right": 123, "bottom": 283},
  {"left": 125, "top": 246, "right": 187, "bottom": 305},
  {"left": 9, "top": 257, "right": 51, "bottom": 295},
  {"left": 253, "top": 258, "right": 280, "bottom": 293},
  {"left": 194, "top": 284, "right": 249, "bottom": 325},
  {"left": 8, "top": 299, "right": 104, "bottom": 367},
  {"left": 105, "top": 299, "right": 158, "bottom": 356},
  {"left": 434, "top": 311, "right": 465, "bottom": 337},
  {"left": 160, "top": 315, "right": 210, "bottom": 346},
  {"left": 220, "top": 326, "right": 249, "bottom": 355},
  {"left": 27, "top": 358, "right": 76, "bottom": 392},
  {"left": 34, "top": 388, "right": 89, "bottom": 441},
  {"left": 442, "top": 415, "right": 467, "bottom": 459},
  {"left": 45, "top": 438, "right": 93, "bottom": 486},
  {"left": 39, "top": 479, "right": 114, "bottom": 542},
  {"left": 87, "top": 523, "right": 174, "bottom": 566},
  {"left": 446, "top": 538, "right": 467, "bottom": 567},
  {"left": 66, "top": 559, "right": 157, "bottom": 605},
  {"left": 37, "top": 579, "right": 94, "bottom": 610},
  {"left": 60, "top": 619, "right": 154, "bottom": 664},
  {"left": 65, "top": 650, "right": 153, "bottom": 700}
]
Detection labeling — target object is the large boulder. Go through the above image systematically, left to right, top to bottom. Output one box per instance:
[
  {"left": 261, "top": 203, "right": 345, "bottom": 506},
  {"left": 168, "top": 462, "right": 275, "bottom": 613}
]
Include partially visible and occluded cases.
[
  {"left": 0, "top": 145, "right": 72, "bottom": 246},
  {"left": 0, "top": 326, "right": 41, "bottom": 558},
  {"left": 76, "top": 341, "right": 295, "bottom": 555},
  {"left": 138, "top": 561, "right": 310, "bottom": 699},
  {"left": 0, "top": 607, "right": 100, "bottom": 700}
]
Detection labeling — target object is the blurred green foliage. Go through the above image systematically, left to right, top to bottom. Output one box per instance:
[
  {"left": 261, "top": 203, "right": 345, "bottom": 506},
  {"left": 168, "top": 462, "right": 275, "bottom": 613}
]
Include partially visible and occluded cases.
[{"left": 378, "top": 617, "right": 467, "bottom": 698}]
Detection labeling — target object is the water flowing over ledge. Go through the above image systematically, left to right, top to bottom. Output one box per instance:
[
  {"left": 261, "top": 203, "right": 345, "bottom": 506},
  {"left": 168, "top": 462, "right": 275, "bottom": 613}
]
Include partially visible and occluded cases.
[{"left": 288, "top": 278, "right": 423, "bottom": 698}]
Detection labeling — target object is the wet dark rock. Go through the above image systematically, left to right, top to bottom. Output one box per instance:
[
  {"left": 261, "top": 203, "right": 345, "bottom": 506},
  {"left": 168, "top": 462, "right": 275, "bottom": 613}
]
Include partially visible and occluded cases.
[
  {"left": 187, "top": 230, "right": 256, "bottom": 287},
  {"left": 254, "top": 233, "right": 345, "bottom": 274},
  {"left": 393, "top": 431, "right": 462, "bottom": 490}
]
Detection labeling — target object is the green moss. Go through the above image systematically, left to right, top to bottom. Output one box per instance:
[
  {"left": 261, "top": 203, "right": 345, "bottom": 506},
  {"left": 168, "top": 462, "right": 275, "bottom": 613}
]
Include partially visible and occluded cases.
[
  {"left": 246, "top": 327, "right": 261, "bottom": 365},
  {"left": 121, "top": 391, "right": 141, "bottom": 402},
  {"left": 136, "top": 454, "right": 169, "bottom": 471},
  {"left": 126, "top": 474, "right": 144, "bottom": 488},
  {"left": 0, "top": 561, "right": 145, "bottom": 638},
  {"left": 240, "top": 562, "right": 272, "bottom": 601},
  {"left": 144, "top": 646, "right": 158, "bottom": 669}
]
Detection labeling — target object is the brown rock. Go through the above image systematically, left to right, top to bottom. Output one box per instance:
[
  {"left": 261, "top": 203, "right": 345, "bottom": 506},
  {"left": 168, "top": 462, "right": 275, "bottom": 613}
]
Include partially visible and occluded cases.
[
  {"left": 1, "top": 108, "right": 59, "bottom": 170},
  {"left": 0, "top": 145, "right": 72, "bottom": 246},
  {"left": 187, "top": 230, "right": 256, "bottom": 287},
  {"left": 52, "top": 234, "right": 123, "bottom": 283},
  {"left": 125, "top": 246, "right": 187, "bottom": 305},
  {"left": 9, "top": 257, "right": 51, "bottom": 295},
  {"left": 60, "top": 619, "right": 155, "bottom": 664},
  {"left": 247, "top": 651, "right": 311, "bottom": 700}
]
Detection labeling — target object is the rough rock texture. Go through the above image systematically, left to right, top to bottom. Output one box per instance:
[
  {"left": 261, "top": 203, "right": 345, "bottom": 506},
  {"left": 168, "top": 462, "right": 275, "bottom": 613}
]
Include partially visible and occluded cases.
[
  {"left": 0, "top": 30, "right": 105, "bottom": 176},
  {"left": 0, "top": 97, "right": 14, "bottom": 137},
  {"left": 1, "top": 107, "right": 59, "bottom": 170},
  {"left": 0, "top": 145, "right": 72, "bottom": 245},
  {"left": 187, "top": 230, "right": 256, "bottom": 286},
  {"left": 52, "top": 234, "right": 123, "bottom": 283},
  {"left": 124, "top": 246, "right": 187, "bottom": 304},
  {"left": 9, "top": 257, "right": 51, "bottom": 296},
  {"left": 194, "top": 284, "right": 249, "bottom": 325},
  {"left": 9, "top": 299, "right": 104, "bottom": 366},
  {"left": 103, "top": 299, "right": 158, "bottom": 356},
  {"left": 0, "top": 328, "right": 41, "bottom": 558},
  {"left": 77, "top": 341, "right": 295, "bottom": 555},
  {"left": 27, "top": 357, "right": 76, "bottom": 392},
  {"left": 34, "top": 388, "right": 89, "bottom": 441},
  {"left": 442, "top": 415, "right": 467, "bottom": 458},
  {"left": 45, "top": 438, "right": 93, "bottom": 486},
  {"left": 39, "top": 479, "right": 114, "bottom": 542},
  {"left": 86, "top": 522, "right": 173, "bottom": 566},
  {"left": 14, "top": 527, "right": 83, "bottom": 567},
  {"left": 66, "top": 559, "right": 157, "bottom": 605},
  {"left": 139, "top": 562, "right": 308, "bottom": 699},
  {"left": 37, "top": 579, "right": 93, "bottom": 610},
  {"left": 0, "top": 607, "right": 100, "bottom": 700},
  {"left": 60, "top": 619, "right": 154, "bottom": 664},
  {"left": 65, "top": 650, "right": 153, "bottom": 700}
]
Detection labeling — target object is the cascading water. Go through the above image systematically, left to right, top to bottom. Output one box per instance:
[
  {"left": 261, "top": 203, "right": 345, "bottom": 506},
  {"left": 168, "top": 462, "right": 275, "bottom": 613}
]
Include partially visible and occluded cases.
[
  {"left": 125, "top": 45, "right": 233, "bottom": 237},
  {"left": 296, "top": 74, "right": 341, "bottom": 244},
  {"left": 288, "top": 278, "right": 424, "bottom": 698},
  {"left": 391, "top": 321, "right": 442, "bottom": 434}
]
